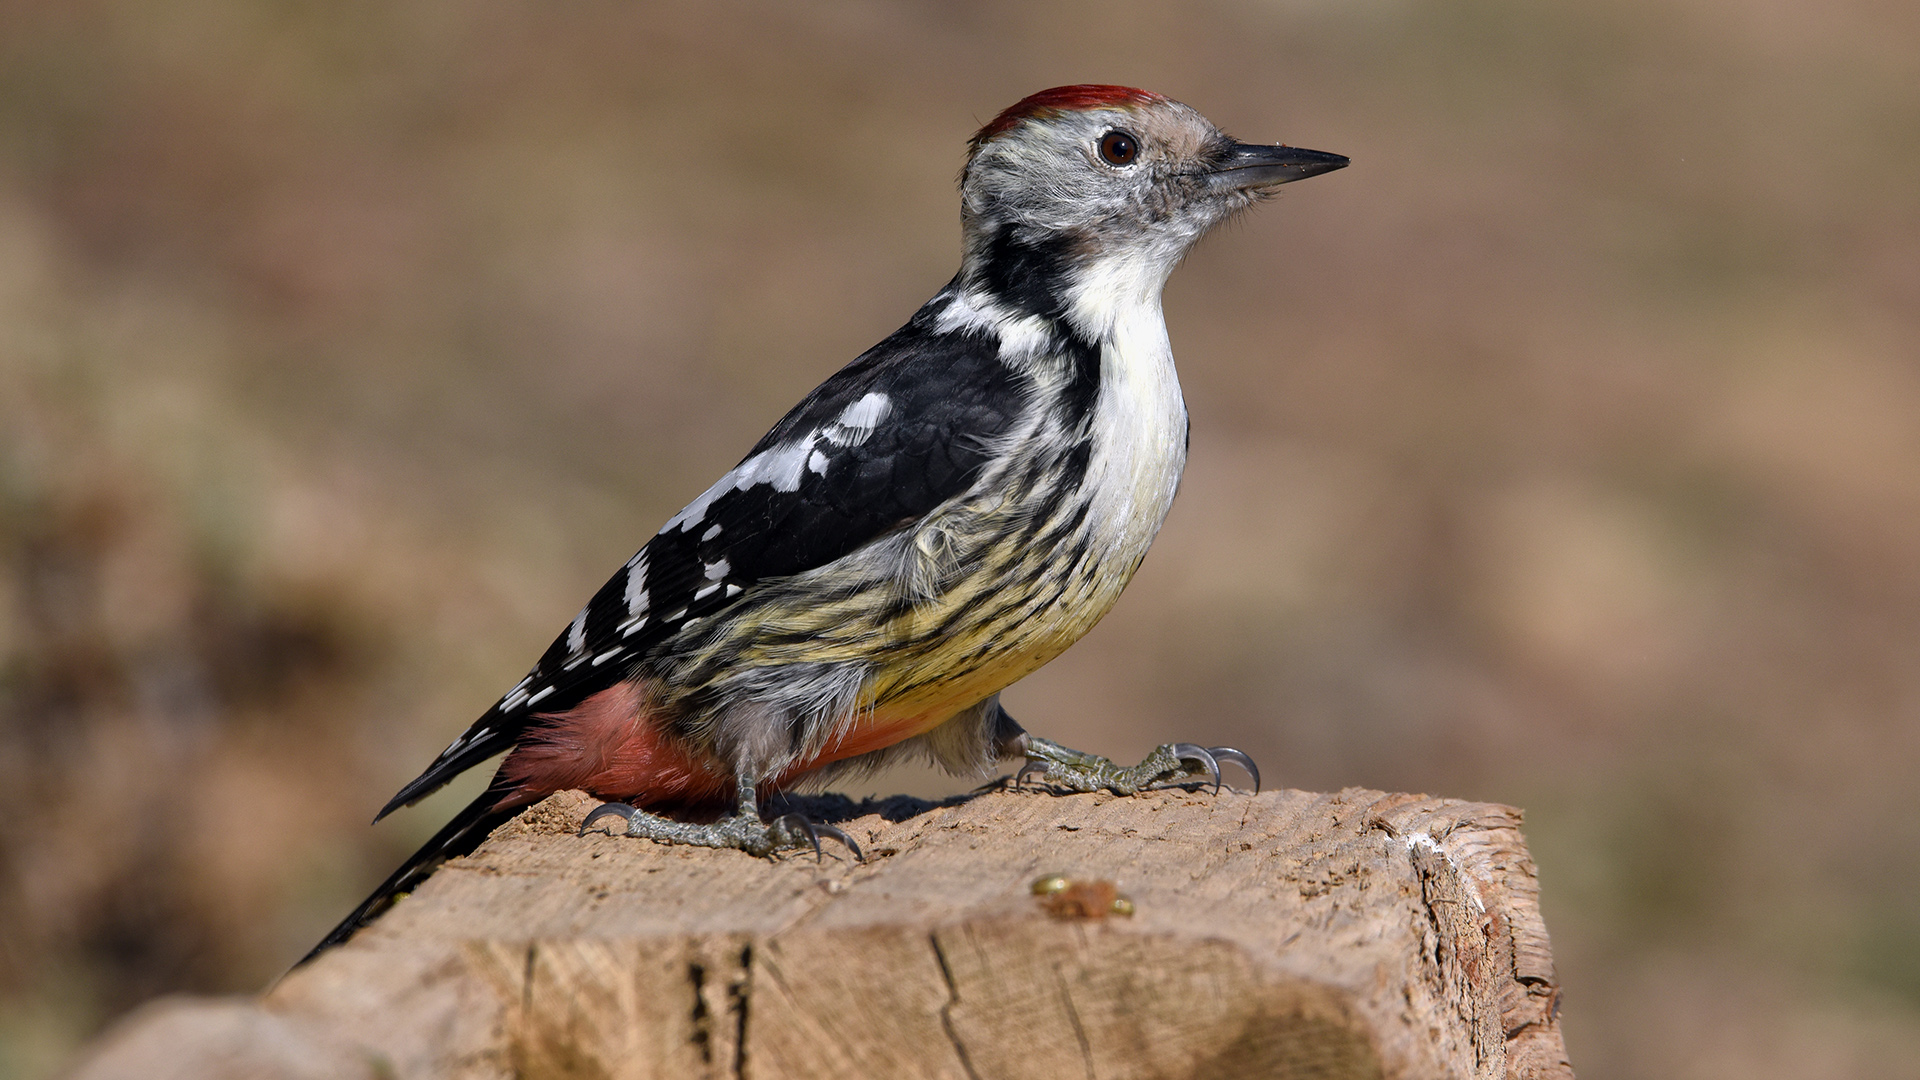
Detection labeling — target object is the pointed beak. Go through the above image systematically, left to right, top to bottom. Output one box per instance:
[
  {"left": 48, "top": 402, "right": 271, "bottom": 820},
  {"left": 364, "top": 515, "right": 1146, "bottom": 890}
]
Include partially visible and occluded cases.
[{"left": 1208, "top": 142, "right": 1349, "bottom": 192}]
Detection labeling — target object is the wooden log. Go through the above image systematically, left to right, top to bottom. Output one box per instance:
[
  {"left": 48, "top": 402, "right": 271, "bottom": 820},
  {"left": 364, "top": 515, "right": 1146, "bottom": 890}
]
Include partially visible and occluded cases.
[{"left": 70, "top": 786, "right": 1574, "bottom": 1080}]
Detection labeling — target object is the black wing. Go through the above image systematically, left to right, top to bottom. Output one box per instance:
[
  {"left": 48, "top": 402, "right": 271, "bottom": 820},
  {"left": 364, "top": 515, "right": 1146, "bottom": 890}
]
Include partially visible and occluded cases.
[{"left": 377, "top": 300, "right": 1031, "bottom": 817}]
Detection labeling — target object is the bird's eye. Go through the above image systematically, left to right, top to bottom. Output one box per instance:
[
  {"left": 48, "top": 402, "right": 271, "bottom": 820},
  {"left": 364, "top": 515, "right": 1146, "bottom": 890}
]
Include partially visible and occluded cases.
[{"left": 1098, "top": 130, "right": 1139, "bottom": 166}]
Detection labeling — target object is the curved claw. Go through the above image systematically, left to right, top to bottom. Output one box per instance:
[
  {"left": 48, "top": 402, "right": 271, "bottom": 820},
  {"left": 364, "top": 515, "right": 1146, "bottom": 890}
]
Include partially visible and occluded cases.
[
  {"left": 1170, "top": 743, "right": 1222, "bottom": 793},
  {"left": 1206, "top": 746, "right": 1261, "bottom": 793},
  {"left": 1014, "top": 761, "right": 1050, "bottom": 789},
  {"left": 580, "top": 802, "right": 637, "bottom": 834},
  {"left": 773, "top": 813, "right": 864, "bottom": 863},
  {"left": 808, "top": 821, "right": 864, "bottom": 862}
]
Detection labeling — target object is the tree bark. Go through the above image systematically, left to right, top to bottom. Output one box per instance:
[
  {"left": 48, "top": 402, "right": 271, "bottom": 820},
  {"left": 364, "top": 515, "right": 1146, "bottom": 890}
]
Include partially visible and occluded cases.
[{"left": 70, "top": 786, "right": 1574, "bottom": 1080}]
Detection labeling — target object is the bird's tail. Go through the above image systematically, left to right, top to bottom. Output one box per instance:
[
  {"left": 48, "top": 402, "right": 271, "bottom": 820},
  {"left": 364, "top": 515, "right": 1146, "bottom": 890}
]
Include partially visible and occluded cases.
[{"left": 296, "top": 788, "right": 523, "bottom": 968}]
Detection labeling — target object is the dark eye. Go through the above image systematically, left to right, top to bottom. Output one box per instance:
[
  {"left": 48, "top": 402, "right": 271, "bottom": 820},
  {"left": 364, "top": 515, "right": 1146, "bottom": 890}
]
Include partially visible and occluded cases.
[{"left": 1098, "top": 130, "right": 1139, "bottom": 166}]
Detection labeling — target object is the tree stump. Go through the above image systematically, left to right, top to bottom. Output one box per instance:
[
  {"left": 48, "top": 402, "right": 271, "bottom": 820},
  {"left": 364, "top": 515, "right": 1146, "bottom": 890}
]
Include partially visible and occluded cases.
[{"left": 70, "top": 786, "right": 1574, "bottom": 1079}]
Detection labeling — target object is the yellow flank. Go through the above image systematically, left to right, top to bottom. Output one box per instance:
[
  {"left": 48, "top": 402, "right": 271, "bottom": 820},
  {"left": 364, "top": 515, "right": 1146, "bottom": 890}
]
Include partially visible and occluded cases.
[{"left": 667, "top": 479, "right": 1149, "bottom": 746}]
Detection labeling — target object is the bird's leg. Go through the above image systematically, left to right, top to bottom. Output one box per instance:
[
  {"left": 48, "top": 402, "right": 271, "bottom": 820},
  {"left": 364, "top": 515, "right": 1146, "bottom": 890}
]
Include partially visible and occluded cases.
[
  {"left": 996, "top": 708, "right": 1259, "bottom": 796},
  {"left": 580, "top": 773, "right": 861, "bottom": 861}
]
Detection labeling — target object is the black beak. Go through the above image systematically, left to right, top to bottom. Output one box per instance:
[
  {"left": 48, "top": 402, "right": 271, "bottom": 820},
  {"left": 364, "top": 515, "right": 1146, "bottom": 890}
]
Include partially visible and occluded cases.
[{"left": 1209, "top": 143, "right": 1349, "bottom": 191}]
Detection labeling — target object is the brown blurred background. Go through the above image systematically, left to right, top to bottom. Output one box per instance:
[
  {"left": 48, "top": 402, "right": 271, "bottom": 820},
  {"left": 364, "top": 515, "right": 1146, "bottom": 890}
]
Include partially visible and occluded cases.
[{"left": 2, "top": 0, "right": 1917, "bottom": 1076}]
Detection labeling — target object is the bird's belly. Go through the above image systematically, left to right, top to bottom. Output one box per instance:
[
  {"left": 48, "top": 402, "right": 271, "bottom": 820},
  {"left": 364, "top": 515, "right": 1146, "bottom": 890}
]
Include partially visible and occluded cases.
[{"left": 869, "top": 453, "right": 1186, "bottom": 723}]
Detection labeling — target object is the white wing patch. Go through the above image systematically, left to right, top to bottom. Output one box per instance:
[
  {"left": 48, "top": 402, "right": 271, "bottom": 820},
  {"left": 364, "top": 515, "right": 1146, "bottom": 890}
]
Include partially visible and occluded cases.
[
  {"left": 936, "top": 289, "right": 1052, "bottom": 361},
  {"left": 659, "top": 392, "right": 893, "bottom": 533},
  {"left": 824, "top": 392, "right": 891, "bottom": 445},
  {"left": 663, "top": 438, "right": 814, "bottom": 532},
  {"left": 624, "top": 556, "right": 650, "bottom": 618},
  {"left": 694, "top": 559, "right": 730, "bottom": 602},
  {"left": 562, "top": 605, "right": 592, "bottom": 669},
  {"left": 565, "top": 607, "right": 589, "bottom": 657},
  {"left": 500, "top": 675, "right": 535, "bottom": 713},
  {"left": 442, "top": 724, "right": 491, "bottom": 756}
]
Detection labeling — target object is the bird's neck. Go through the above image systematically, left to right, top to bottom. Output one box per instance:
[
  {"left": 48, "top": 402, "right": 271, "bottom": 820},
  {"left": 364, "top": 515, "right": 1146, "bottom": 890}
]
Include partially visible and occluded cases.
[{"left": 950, "top": 221, "right": 1177, "bottom": 357}]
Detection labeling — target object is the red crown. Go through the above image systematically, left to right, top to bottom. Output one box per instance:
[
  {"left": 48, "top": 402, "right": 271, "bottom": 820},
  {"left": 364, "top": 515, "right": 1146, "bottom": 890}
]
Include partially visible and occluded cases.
[{"left": 972, "top": 85, "right": 1165, "bottom": 148}]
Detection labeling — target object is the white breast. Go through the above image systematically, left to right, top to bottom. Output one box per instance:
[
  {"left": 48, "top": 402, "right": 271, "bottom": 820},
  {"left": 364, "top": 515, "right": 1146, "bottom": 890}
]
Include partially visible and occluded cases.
[{"left": 1080, "top": 299, "right": 1188, "bottom": 564}]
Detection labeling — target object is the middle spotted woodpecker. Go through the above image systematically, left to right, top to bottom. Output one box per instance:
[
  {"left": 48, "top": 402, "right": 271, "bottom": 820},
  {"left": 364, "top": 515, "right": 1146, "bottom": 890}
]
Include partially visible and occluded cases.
[{"left": 306, "top": 85, "right": 1346, "bottom": 962}]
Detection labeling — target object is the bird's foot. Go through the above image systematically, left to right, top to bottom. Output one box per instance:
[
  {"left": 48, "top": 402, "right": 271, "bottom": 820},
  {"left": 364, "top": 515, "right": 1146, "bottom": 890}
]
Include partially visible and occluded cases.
[
  {"left": 1013, "top": 737, "right": 1260, "bottom": 796},
  {"left": 580, "top": 803, "right": 862, "bottom": 861}
]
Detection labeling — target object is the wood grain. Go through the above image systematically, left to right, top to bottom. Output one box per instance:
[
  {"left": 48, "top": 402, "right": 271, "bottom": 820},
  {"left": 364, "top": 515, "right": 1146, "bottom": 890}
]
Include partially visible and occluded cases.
[{"left": 71, "top": 786, "right": 1575, "bottom": 1079}]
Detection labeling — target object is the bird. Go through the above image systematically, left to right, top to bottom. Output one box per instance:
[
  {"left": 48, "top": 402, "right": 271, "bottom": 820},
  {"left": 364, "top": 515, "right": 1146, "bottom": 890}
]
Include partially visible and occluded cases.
[{"left": 303, "top": 85, "right": 1345, "bottom": 964}]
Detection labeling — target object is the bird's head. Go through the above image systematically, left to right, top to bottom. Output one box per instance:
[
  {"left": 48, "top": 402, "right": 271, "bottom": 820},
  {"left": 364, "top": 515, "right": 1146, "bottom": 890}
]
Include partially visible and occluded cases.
[{"left": 957, "top": 86, "right": 1346, "bottom": 332}]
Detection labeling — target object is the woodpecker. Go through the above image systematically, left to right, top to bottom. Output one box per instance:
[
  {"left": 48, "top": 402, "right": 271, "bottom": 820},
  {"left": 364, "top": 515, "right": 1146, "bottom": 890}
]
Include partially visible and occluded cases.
[{"left": 305, "top": 86, "right": 1345, "bottom": 963}]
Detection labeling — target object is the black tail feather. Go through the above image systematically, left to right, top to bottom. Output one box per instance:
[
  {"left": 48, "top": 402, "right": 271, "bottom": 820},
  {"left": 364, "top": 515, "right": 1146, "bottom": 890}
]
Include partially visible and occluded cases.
[
  {"left": 374, "top": 720, "right": 519, "bottom": 823},
  {"left": 296, "top": 788, "right": 524, "bottom": 968}
]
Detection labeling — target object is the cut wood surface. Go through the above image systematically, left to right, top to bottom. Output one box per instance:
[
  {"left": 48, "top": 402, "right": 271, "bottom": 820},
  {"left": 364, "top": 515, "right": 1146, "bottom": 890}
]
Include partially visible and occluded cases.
[{"left": 70, "top": 785, "right": 1575, "bottom": 1080}]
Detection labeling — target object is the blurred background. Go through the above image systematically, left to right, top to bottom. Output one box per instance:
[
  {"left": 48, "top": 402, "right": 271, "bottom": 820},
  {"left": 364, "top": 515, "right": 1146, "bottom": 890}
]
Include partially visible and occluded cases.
[{"left": 1, "top": 0, "right": 1917, "bottom": 1076}]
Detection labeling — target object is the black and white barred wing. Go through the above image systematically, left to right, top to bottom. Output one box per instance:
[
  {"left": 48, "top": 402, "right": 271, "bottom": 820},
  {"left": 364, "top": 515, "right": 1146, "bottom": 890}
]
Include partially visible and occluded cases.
[{"left": 377, "top": 320, "right": 1025, "bottom": 816}]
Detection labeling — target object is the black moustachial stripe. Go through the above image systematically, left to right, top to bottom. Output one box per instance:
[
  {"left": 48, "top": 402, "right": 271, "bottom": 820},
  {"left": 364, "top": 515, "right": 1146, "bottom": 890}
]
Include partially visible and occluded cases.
[{"left": 981, "top": 226, "right": 1082, "bottom": 323}]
